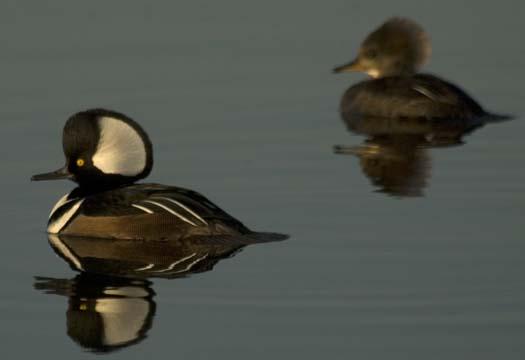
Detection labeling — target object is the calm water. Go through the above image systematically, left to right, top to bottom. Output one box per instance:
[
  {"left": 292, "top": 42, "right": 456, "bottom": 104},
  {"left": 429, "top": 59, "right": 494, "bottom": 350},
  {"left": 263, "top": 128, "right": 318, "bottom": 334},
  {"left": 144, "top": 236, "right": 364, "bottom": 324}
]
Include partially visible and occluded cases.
[{"left": 2, "top": 1, "right": 524, "bottom": 358}]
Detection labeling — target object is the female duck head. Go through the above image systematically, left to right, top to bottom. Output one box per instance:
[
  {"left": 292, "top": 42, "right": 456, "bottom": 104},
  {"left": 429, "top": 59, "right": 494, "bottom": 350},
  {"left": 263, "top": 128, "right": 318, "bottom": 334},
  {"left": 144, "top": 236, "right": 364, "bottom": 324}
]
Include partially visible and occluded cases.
[
  {"left": 333, "top": 17, "right": 431, "bottom": 78},
  {"left": 31, "top": 109, "right": 153, "bottom": 188}
]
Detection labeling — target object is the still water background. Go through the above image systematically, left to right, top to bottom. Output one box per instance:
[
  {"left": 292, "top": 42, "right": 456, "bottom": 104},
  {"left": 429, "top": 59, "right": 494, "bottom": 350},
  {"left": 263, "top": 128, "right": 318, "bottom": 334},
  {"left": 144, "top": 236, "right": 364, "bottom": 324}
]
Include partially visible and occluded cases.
[{"left": 1, "top": 0, "right": 524, "bottom": 358}]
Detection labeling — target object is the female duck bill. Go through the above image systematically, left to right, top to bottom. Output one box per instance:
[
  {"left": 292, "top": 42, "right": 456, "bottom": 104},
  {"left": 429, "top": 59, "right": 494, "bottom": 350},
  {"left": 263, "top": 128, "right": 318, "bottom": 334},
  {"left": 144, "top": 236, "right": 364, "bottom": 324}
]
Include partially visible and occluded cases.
[{"left": 332, "top": 59, "right": 362, "bottom": 74}]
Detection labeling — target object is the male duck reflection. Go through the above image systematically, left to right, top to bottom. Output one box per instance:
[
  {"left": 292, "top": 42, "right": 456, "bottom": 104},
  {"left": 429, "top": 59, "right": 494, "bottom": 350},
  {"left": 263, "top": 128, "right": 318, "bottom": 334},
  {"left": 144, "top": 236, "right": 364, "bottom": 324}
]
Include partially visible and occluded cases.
[
  {"left": 333, "top": 17, "right": 507, "bottom": 120},
  {"left": 32, "top": 109, "right": 284, "bottom": 241},
  {"left": 34, "top": 232, "right": 250, "bottom": 352},
  {"left": 46, "top": 233, "right": 248, "bottom": 279},
  {"left": 35, "top": 274, "right": 155, "bottom": 353}
]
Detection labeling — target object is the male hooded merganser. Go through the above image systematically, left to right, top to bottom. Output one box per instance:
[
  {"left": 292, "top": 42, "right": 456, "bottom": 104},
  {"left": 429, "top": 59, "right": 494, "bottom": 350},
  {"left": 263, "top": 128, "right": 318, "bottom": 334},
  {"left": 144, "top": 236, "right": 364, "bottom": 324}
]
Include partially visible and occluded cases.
[
  {"left": 333, "top": 17, "right": 505, "bottom": 120},
  {"left": 32, "top": 109, "right": 275, "bottom": 241}
]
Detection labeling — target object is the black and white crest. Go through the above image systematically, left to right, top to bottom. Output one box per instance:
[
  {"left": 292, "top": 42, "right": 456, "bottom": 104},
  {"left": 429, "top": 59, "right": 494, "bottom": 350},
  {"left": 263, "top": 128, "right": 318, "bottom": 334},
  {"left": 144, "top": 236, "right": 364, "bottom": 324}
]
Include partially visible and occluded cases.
[{"left": 62, "top": 109, "right": 154, "bottom": 187}]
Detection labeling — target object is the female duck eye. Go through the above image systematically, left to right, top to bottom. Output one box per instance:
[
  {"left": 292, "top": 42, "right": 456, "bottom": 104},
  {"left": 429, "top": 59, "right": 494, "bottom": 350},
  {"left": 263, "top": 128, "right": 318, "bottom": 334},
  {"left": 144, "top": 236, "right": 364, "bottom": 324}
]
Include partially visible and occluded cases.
[{"left": 76, "top": 158, "right": 85, "bottom": 167}]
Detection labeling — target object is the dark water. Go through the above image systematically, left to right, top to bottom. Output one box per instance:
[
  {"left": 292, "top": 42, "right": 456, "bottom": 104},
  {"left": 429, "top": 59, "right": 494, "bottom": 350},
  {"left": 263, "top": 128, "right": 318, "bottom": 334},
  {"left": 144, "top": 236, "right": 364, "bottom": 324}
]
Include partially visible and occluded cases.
[{"left": 2, "top": 1, "right": 524, "bottom": 358}]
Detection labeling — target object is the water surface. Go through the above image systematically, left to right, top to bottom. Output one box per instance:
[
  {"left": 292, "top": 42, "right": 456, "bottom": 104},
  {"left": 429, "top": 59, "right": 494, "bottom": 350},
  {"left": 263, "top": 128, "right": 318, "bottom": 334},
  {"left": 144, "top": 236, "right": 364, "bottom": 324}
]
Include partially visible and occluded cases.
[{"left": 1, "top": 1, "right": 524, "bottom": 359}]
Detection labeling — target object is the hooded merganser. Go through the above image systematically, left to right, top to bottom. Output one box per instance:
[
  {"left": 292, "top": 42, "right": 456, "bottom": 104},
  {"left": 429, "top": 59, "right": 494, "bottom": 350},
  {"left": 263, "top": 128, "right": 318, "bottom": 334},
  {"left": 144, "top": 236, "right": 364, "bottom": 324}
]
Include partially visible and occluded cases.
[
  {"left": 333, "top": 17, "right": 505, "bottom": 120},
  {"left": 32, "top": 109, "right": 283, "bottom": 241}
]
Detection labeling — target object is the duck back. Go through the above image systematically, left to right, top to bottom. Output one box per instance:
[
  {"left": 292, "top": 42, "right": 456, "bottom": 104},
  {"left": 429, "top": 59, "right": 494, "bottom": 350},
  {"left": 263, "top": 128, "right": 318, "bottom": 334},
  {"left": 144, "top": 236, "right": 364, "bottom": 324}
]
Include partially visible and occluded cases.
[{"left": 340, "top": 74, "right": 485, "bottom": 120}]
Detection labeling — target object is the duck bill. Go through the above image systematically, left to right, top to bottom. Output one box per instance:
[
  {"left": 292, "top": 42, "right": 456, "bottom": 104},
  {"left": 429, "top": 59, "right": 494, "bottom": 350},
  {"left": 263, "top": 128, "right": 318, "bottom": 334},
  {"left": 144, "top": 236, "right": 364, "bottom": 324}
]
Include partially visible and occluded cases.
[
  {"left": 333, "top": 58, "right": 365, "bottom": 73},
  {"left": 31, "top": 165, "right": 73, "bottom": 181}
]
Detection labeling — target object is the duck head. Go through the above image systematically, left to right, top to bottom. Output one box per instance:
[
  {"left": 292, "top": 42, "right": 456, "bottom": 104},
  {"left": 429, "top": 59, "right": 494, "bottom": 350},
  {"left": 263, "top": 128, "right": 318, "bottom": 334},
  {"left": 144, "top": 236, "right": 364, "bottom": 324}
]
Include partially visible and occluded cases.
[{"left": 333, "top": 17, "right": 431, "bottom": 78}]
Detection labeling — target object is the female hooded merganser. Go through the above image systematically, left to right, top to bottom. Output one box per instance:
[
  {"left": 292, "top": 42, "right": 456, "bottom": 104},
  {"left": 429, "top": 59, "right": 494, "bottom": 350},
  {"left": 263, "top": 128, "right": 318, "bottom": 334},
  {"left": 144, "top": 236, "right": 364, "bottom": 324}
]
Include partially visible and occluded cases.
[
  {"left": 333, "top": 17, "right": 505, "bottom": 120},
  {"left": 32, "top": 109, "right": 278, "bottom": 241}
]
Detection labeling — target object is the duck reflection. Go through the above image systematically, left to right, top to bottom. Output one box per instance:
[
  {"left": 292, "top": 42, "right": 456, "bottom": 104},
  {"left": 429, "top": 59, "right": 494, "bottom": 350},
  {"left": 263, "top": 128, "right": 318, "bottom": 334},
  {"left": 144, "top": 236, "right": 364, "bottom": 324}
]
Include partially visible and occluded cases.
[
  {"left": 335, "top": 114, "right": 484, "bottom": 197},
  {"left": 35, "top": 233, "right": 283, "bottom": 353},
  {"left": 44, "top": 233, "right": 255, "bottom": 279},
  {"left": 34, "top": 274, "right": 155, "bottom": 353}
]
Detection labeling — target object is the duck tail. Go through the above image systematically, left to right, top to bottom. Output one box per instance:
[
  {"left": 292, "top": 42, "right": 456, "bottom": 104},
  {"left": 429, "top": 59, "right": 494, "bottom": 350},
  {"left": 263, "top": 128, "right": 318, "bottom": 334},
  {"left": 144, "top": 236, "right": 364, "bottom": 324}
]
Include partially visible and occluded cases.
[{"left": 482, "top": 112, "right": 515, "bottom": 123}]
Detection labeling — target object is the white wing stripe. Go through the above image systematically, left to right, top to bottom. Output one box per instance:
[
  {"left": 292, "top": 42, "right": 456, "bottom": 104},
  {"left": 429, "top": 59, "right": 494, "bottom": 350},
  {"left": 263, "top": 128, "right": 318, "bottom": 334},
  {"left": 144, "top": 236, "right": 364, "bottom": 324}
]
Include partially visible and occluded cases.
[
  {"left": 413, "top": 85, "right": 437, "bottom": 101},
  {"left": 49, "top": 192, "right": 75, "bottom": 219},
  {"left": 151, "top": 196, "right": 208, "bottom": 225},
  {"left": 141, "top": 200, "right": 197, "bottom": 226},
  {"left": 131, "top": 204, "right": 154, "bottom": 214},
  {"left": 151, "top": 252, "right": 197, "bottom": 273},
  {"left": 173, "top": 254, "right": 208, "bottom": 274},
  {"left": 135, "top": 263, "right": 155, "bottom": 271}
]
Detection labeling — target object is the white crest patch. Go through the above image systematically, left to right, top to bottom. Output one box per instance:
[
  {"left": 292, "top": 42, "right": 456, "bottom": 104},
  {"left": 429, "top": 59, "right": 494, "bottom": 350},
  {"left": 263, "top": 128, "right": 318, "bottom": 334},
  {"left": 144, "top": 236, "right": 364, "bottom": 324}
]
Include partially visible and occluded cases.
[
  {"left": 92, "top": 116, "right": 147, "bottom": 176},
  {"left": 95, "top": 298, "right": 150, "bottom": 346}
]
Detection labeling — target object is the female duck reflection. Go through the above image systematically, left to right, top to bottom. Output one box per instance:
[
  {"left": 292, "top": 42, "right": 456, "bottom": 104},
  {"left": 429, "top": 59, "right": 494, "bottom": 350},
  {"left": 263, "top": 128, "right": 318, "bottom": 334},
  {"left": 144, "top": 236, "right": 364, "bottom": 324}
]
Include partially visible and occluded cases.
[
  {"left": 334, "top": 116, "right": 482, "bottom": 197},
  {"left": 34, "top": 233, "right": 259, "bottom": 353}
]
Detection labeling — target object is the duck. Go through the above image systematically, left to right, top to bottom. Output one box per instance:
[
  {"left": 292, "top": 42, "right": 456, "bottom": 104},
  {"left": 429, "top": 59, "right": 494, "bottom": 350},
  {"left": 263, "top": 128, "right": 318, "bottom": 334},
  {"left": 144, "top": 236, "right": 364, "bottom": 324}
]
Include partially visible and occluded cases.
[
  {"left": 333, "top": 17, "right": 505, "bottom": 121},
  {"left": 32, "top": 108, "right": 278, "bottom": 241}
]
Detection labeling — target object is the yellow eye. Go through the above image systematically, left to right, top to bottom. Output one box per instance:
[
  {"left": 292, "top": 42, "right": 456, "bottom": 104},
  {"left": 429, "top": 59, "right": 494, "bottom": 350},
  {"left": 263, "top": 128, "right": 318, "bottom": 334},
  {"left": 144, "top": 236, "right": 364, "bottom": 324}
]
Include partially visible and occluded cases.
[{"left": 76, "top": 158, "right": 85, "bottom": 167}]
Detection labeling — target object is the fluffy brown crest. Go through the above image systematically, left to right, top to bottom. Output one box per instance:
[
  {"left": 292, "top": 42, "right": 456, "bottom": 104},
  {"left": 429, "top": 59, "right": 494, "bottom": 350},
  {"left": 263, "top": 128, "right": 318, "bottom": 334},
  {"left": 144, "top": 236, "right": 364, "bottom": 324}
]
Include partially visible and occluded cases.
[{"left": 363, "top": 17, "right": 431, "bottom": 72}]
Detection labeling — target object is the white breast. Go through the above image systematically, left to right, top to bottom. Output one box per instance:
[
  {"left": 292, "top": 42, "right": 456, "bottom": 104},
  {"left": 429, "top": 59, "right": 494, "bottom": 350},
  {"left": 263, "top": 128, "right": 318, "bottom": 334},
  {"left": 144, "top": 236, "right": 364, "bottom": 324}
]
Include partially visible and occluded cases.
[
  {"left": 48, "top": 192, "right": 74, "bottom": 219},
  {"left": 47, "top": 196, "right": 84, "bottom": 234}
]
